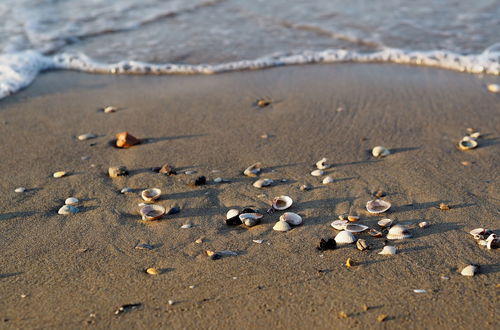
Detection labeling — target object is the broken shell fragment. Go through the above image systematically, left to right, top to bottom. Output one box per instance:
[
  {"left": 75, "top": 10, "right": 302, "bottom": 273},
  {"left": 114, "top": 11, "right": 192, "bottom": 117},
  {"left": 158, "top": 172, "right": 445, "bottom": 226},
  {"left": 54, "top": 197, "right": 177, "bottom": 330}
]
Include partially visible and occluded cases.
[
  {"left": 487, "top": 83, "right": 500, "bottom": 93},
  {"left": 116, "top": 132, "right": 140, "bottom": 148},
  {"left": 469, "top": 132, "right": 481, "bottom": 139},
  {"left": 78, "top": 133, "right": 97, "bottom": 141},
  {"left": 458, "top": 136, "right": 478, "bottom": 150},
  {"left": 372, "top": 146, "right": 390, "bottom": 158},
  {"left": 316, "top": 158, "right": 331, "bottom": 170},
  {"left": 243, "top": 162, "right": 262, "bottom": 177},
  {"left": 159, "top": 164, "right": 177, "bottom": 175},
  {"left": 108, "top": 166, "right": 128, "bottom": 178},
  {"left": 310, "top": 169, "right": 324, "bottom": 177},
  {"left": 53, "top": 171, "right": 67, "bottom": 178},
  {"left": 322, "top": 176, "right": 334, "bottom": 184},
  {"left": 253, "top": 178, "right": 274, "bottom": 188},
  {"left": 299, "top": 184, "right": 312, "bottom": 191},
  {"left": 14, "top": 187, "right": 26, "bottom": 193},
  {"left": 141, "top": 188, "right": 161, "bottom": 202},
  {"left": 272, "top": 195, "right": 293, "bottom": 210},
  {"left": 65, "top": 197, "right": 79, "bottom": 205},
  {"left": 366, "top": 199, "right": 391, "bottom": 213},
  {"left": 139, "top": 204, "right": 165, "bottom": 221},
  {"left": 58, "top": 205, "right": 79, "bottom": 215},
  {"left": 280, "top": 212, "right": 302, "bottom": 226},
  {"left": 239, "top": 213, "right": 263, "bottom": 227},
  {"left": 377, "top": 218, "right": 393, "bottom": 227},
  {"left": 273, "top": 220, "right": 291, "bottom": 232},
  {"left": 331, "top": 220, "right": 348, "bottom": 230},
  {"left": 418, "top": 221, "right": 429, "bottom": 228},
  {"left": 345, "top": 224, "right": 369, "bottom": 233},
  {"left": 386, "top": 224, "right": 412, "bottom": 240},
  {"left": 368, "top": 228, "right": 383, "bottom": 237},
  {"left": 469, "top": 228, "right": 488, "bottom": 237},
  {"left": 334, "top": 230, "right": 357, "bottom": 244},
  {"left": 356, "top": 239, "right": 370, "bottom": 251},
  {"left": 378, "top": 245, "right": 397, "bottom": 255},
  {"left": 346, "top": 258, "right": 354, "bottom": 268},
  {"left": 460, "top": 264, "right": 478, "bottom": 277},
  {"left": 146, "top": 267, "right": 160, "bottom": 275}
]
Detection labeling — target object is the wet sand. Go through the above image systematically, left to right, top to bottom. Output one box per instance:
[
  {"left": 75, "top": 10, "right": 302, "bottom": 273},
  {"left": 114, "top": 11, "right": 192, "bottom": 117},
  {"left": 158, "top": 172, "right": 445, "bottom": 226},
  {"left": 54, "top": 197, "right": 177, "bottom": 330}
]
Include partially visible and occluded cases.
[{"left": 0, "top": 64, "right": 498, "bottom": 329}]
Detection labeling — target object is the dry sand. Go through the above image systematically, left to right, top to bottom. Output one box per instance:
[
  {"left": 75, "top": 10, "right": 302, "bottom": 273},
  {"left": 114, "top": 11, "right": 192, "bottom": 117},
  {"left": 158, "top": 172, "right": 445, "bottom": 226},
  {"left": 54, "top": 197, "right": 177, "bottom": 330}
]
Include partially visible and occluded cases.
[{"left": 0, "top": 64, "right": 499, "bottom": 329}]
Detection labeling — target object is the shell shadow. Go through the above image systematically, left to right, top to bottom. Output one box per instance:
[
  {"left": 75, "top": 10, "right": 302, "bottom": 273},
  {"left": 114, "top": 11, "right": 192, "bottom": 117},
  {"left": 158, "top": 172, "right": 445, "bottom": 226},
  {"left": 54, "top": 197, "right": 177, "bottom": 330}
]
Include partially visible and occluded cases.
[
  {"left": 142, "top": 134, "right": 208, "bottom": 145},
  {"left": 478, "top": 136, "right": 500, "bottom": 148},
  {"left": 390, "top": 147, "right": 420, "bottom": 154},
  {"left": 334, "top": 160, "right": 382, "bottom": 167},
  {"left": 390, "top": 201, "right": 451, "bottom": 213},
  {"left": 0, "top": 211, "right": 36, "bottom": 221},
  {"left": 478, "top": 263, "right": 500, "bottom": 275},
  {"left": 0, "top": 272, "right": 23, "bottom": 279}
]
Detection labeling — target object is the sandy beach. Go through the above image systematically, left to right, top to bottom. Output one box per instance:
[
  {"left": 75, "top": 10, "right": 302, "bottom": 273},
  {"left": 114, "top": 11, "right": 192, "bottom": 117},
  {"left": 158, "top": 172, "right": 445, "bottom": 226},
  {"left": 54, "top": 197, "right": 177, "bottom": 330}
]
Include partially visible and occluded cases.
[{"left": 0, "top": 63, "right": 499, "bottom": 329}]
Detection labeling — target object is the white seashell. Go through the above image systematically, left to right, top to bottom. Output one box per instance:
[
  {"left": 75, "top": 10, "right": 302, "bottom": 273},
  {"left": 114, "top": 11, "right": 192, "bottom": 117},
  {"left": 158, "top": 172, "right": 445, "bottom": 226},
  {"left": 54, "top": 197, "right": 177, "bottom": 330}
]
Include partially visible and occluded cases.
[
  {"left": 487, "top": 83, "right": 500, "bottom": 93},
  {"left": 103, "top": 106, "right": 117, "bottom": 113},
  {"left": 469, "top": 132, "right": 481, "bottom": 139},
  {"left": 78, "top": 133, "right": 97, "bottom": 141},
  {"left": 458, "top": 136, "right": 478, "bottom": 150},
  {"left": 372, "top": 146, "right": 390, "bottom": 158},
  {"left": 316, "top": 158, "right": 331, "bottom": 170},
  {"left": 244, "top": 162, "right": 262, "bottom": 177},
  {"left": 310, "top": 169, "right": 324, "bottom": 177},
  {"left": 185, "top": 170, "right": 197, "bottom": 175},
  {"left": 53, "top": 171, "right": 67, "bottom": 178},
  {"left": 322, "top": 176, "right": 334, "bottom": 184},
  {"left": 213, "top": 177, "right": 223, "bottom": 183},
  {"left": 253, "top": 178, "right": 273, "bottom": 188},
  {"left": 14, "top": 187, "right": 26, "bottom": 193},
  {"left": 120, "top": 187, "right": 132, "bottom": 193},
  {"left": 141, "top": 188, "right": 161, "bottom": 202},
  {"left": 272, "top": 195, "right": 293, "bottom": 210},
  {"left": 65, "top": 197, "right": 79, "bottom": 205},
  {"left": 366, "top": 199, "right": 391, "bottom": 213},
  {"left": 139, "top": 204, "right": 165, "bottom": 221},
  {"left": 58, "top": 205, "right": 79, "bottom": 215},
  {"left": 226, "top": 209, "right": 240, "bottom": 219},
  {"left": 280, "top": 212, "right": 302, "bottom": 226},
  {"left": 239, "top": 213, "right": 263, "bottom": 227},
  {"left": 377, "top": 218, "right": 393, "bottom": 227},
  {"left": 273, "top": 220, "right": 291, "bottom": 232},
  {"left": 331, "top": 220, "right": 348, "bottom": 230},
  {"left": 418, "top": 221, "right": 429, "bottom": 228},
  {"left": 180, "top": 224, "right": 192, "bottom": 229},
  {"left": 345, "top": 224, "right": 369, "bottom": 233},
  {"left": 386, "top": 224, "right": 412, "bottom": 240},
  {"left": 469, "top": 228, "right": 485, "bottom": 236},
  {"left": 334, "top": 230, "right": 357, "bottom": 244},
  {"left": 485, "top": 234, "right": 497, "bottom": 242},
  {"left": 487, "top": 238, "right": 498, "bottom": 250},
  {"left": 253, "top": 239, "right": 263, "bottom": 244},
  {"left": 356, "top": 239, "right": 370, "bottom": 251},
  {"left": 478, "top": 239, "right": 488, "bottom": 246},
  {"left": 378, "top": 245, "right": 397, "bottom": 255},
  {"left": 460, "top": 265, "right": 478, "bottom": 277},
  {"left": 413, "top": 289, "right": 426, "bottom": 293}
]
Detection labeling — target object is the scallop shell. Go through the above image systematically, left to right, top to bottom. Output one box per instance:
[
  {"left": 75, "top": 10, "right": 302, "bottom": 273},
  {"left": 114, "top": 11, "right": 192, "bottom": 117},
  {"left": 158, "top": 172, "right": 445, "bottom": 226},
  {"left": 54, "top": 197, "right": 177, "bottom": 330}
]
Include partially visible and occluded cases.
[
  {"left": 487, "top": 83, "right": 500, "bottom": 93},
  {"left": 458, "top": 137, "right": 478, "bottom": 150},
  {"left": 372, "top": 146, "right": 390, "bottom": 158},
  {"left": 316, "top": 158, "right": 331, "bottom": 170},
  {"left": 243, "top": 162, "right": 262, "bottom": 177},
  {"left": 310, "top": 169, "right": 324, "bottom": 177},
  {"left": 322, "top": 176, "right": 334, "bottom": 184},
  {"left": 253, "top": 178, "right": 273, "bottom": 188},
  {"left": 141, "top": 188, "right": 161, "bottom": 202},
  {"left": 272, "top": 195, "right": 293, "bottom": 210},
  {"left": 65, "top": 197, "right": 79, "bottom": 205},
  {"left": 366, "top": 199, "right": 391, "bottom": 213},
  {"left": 139, "top": 204, "right": 165, "bottom": 221},
  {"left": 58, "top": 205, "right": 79, "bottom": 215},
  {"left": 226, "top": 209, "right": 240, "bottom": 219},
  {"left": 280, "top": 212, "right": 302, "bottom": 226},
  {"left": 239, "top": 213, "right": 263, "bottom": 227},
  {"left": 377, "top": 218, "right": 393, "bottom": 227},
  {"left": 273, "top": 220, "right": 291, "bottom": 232},
  {"left": 331, "top": 220, "right": 348, "bottom": 230},
  {"left": 345, "top": 224, "right": 369, "bottom": 233},
  {"left": 386, "top": 224, "right": 412, "bottom": 240},
  {"left": 334, "top": 230, "right": 357, "bottom": 244},
  {"left": 356, "top": 239, "right": 370, "bottom": 251},
  {"left": 378, "top": 245, "right": 397, "bottom": 255},
  {"left": 460, "top": 265, "right": 478, "bottom": 277}
]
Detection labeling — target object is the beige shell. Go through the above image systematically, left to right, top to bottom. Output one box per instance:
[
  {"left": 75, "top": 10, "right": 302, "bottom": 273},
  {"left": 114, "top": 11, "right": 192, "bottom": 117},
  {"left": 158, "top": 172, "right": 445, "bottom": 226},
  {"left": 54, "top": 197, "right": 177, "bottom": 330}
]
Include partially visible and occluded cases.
[
  {"left": 487, "top": 83, "right": 500, "bottom": 93},
  {"left": 469, "top": 132, "right": 481, "bottom": 139},
  {"left": 78, "top": 133, "right": 97, "bottom": 141},
  {"left": 458, "top": 136, "right": 478, "bottom": 150},
  {"left": 372, "top": 146, "right": 390, "bottom": 158},
  {"left": 316, "top": 158, "right": 331, "bottom": 170},
  {"left": 244, "top": 162, "right": 262, "bottom": 177},
  {"left": 310, "top": 169, "right": 324, "bottom": 177},
  {"left": 53, "top": 171, "right": 67, "bottom": 178},
  {"left": 322, "top": 176, "right": 335, "bottom": 184},
  {"left": 253, "top": 178, "right": 273, "bottom": 188},
  {"left": 141, "top": 188, "right": 161, "bottom": 202},
  {"left": 272, "top": 195, "right": 293, "bottom": 210},
  {"left": 65, "top": 197, "right": 79, "bottom": 206},
  {"left": 366, "top": 199, "right": 391, "bottom": 213},
  {"left": 139, "top": 204, "right": 165, "bottom": 221},
  {"left": 58, "top": 205, "right": 79, "bottom": 215},
  {"left": 226, "top": 209, "right": 240, "bottom": 219},
  {"left": 280, "top": 212, "right": 302, "bottom": 226},
  {"left": 239, "top": 213, "right": 263, "bottom": 227},
  {"left": 347, "top": 215, "right": 360, "bottom": 222},
  {"left": 377, "top": 218, "right": 393, "bottom": 227},
  {"left": 331, "top": 219, "right": 348, "bottom": 230},
  {"left": 273, "top": 220, "right": 291, "bottom": 232},
  {"left": 418, "top": 221, "right": 429, "bottom": 228},
  {"left": 345, "top": 224, "right": 369, "bottom": 233},
  {"left": 386, "top": 224, "right": 412, "bottom": 240},
  {"left": 368, "top": 228, "right": 383, "bottom": 237},
  {"left": 469, "top": 228, "right": 485, "bottom": 236},
  {"left": 334, "top": 230, "right": 357, "bottom": 244},
  {"left": 487, "top": 238, "right": 499, "bottom": 250},
  {"left": 356, "top": 239, "right": 370, "bottom": 251},
  {"left": 378, "top": 245, "right": 397, "bottom": 255},
  {"left": 460, "top": 265, "right": 478, "bottom": 277},
  {"left": 146, "top": 267, "right": 160, "bottom": 275}
]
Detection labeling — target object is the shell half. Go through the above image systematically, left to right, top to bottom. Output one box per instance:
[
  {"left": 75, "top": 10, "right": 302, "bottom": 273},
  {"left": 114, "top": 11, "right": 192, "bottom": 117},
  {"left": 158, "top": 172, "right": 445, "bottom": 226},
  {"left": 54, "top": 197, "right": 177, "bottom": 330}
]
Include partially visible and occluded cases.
[
  {"left": 458, "top": 137, "right": 478, "bottom": 150},
  {"left": 372, "top": 146, "right": 390, "bottom": 158},
  {"left": 316, "top": 158, "right": 331, "bottom": 170},
  {"left": 244, "top": 162, "right": 262, "bottom": 177},
  {"left": 310, "top": 169, "right": 324, "bottom": 177},
  {"left": 322, "top": 176, "right": 334, "bottom": 184},
  {"left": 253, "top": 178, "right": 273, "bottom": 188},
  {"left": 141, "top": 188, "right": 161, "bottom": 202},
  {"left": 272, "top": 195, "right": 293, "bottom": 210},
  {"left": 366, "top": 199, "right": 391, "bottom": 213},
  {"left": 139, "top": 204, "right": 165, "bottom": 221},
  {"left": 280, "top": 212, "right": 302, "bottom": 226},
  {"left": 239, "top": 213, "right": 263, "bottom": 227},
  {"left": 377, "top": 218, "right": 393, "bottom": 227},
  {"left": 273, "top": 220, "right": 291, "bottom": 232},
  {"left": 331, "top": 220, "right": 348, "bottom": 230},
  {"left": 345, "top": 224, "right": 369, "bottom": 233},
  {"left": 386, "top": 224, "right": 412, "bottom": 240},
  {"left": 334, "top": 230, "right": 357, "bottom": 244},
  {"left": 378, "top": 245, "right": 397, "bottom": 255},
  {"left": 460, "top": 265, "right": 478, "bottom": 277}
]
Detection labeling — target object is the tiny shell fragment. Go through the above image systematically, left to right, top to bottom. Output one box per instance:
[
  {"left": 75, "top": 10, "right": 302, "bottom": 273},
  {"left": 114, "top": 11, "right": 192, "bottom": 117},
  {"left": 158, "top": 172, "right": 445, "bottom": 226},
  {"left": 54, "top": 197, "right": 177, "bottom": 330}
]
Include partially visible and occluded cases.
[
  {"left": 53, "top": 171, "right": 66, "bottom": 178},
  {"left": 146, "top": 268, "right": 160, "bottom": 275}
]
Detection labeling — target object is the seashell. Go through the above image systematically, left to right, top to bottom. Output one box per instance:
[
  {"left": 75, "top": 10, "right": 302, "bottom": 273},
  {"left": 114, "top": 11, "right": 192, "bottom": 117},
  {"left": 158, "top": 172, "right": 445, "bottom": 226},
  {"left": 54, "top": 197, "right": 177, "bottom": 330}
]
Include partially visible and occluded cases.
[
  {"left": 487, "top": 83, "right": 500, "bottom": 93},
  {"left": 256, "top": 98, "right": 271, "bottom": 107},
  {"left": 103, "top": 106, "right": 117, "bottom": 113},
  {"left": 116, "top": 132, "right": 140, "bottom": 148},
  {"left": 469, "top": 132, "right": 481, "bottom": 139},
  {"left": 78, "top": 133, "right": 97, "bottom": 141},
  {"left": 458, "top": 136, "right": 478, "bottom": 150},
  {"left": 372, "top": 146, "right": 390, "bottom": 158},
  {"left": 316, "top": 158, "right": 331, "bottom": 170},
  {"left": 243, "top": 162, "right": 262, "bottom": 177},
  {"left": 159, "top": 164, "right": 177, "bottom": 175},
  {"left": 108, "top": 166, "right": 128, "bottom": 178},
  {"left": 310, "top": 169, "right": 324, "bottom": 177},
  {"left": 185, "top": 170, "right": 197, "bottom": 175},
  {"left": 53, "top": 171, "right": 67, "bottom": 178},
  {"left": 322, "top": 176, "right": 334, "bottom": 184},
  {"left": 213, "top": 177, "right": 223, "bottom": 183},
  {"left": 253, "top": 178, "right": 274, "bottom": 188},
  {"left": 299, "top": 184, "right": 312, "bottom": 191},
  {"left": 14, "top": 187, "right": 26, "bottom": 193},
  {"left": 120, "top": 187, "right": 132, "bottom": 193},
  {"left": 141, "top": 188, "right": 161, "bottom": 202},
  {"left": 272, "top": 195, "right": 293, "bottom": 210},
  {"left": 65, "top": 197, "right": 79, "bottom": 205},
  {"left": 366, "top": 199, "right": 391, "bottom": 213},
  {"left": 139, "top": 204, "right": 165, "bottom": 221},
  {"left": 58, "top": 205, "right": 79, "bottom": 215},
  {"left": 226, "top": 209, "right": 240, "bottom": 219},
  {"left": 280, "top": 212, "right": 302, "bottom": 226},
  {"left": 239, "top": 213, "right": 263, "bottom": 227},
  {"left": 338, "top": 214, "right": 348, "bottom": 221},
  {"left": 347, "top": 215, "right": 359, "bottom": 222},
  {"left": 377, "top": 218, "right": 393, "bottom": 227},
  {"left": 331, "top": 219, "right": 348, "bottom": 230},
  {"left": 273, "top": 220, "right": 291, "bottom": 232},
  {"left": 418, "top": 221, "right": 429, "bottom": 228},
  {"left": 180, "top": 224, "right": 192, "bottom": 229},
  {"left": 345, "top": 224, "right": 369, "bottom": 233},
  {"left": 386, "top": 224, "right": 412, "bottom": 240},
  {"left": 368, "top": 228, "right": 383, "bottom": 237},
  {"left": 469, "top": 228, "right": 486, "bottom": 236},
  {"left": 334, "top": 230, "right": 357, "bottom": 244},
  {"left": 486, "top": 234, "right": 497, "bottom": 242},
  {"left": 487, "top": 238, "right": 499, "bottom": 250},
  {"left": 253, "top": 239, "right": 263, "bottom": 244},
  {"left": 356, "top": 239, "right": 370, "bottom": 251},
  {"left": 478, "top": 239, "right": 488, "bottom": 246},
  {"left": 378, "top": 245, "right": 396, "bottom": 255},
  {"left": 345, "top": 258, "right": 354, "bottom": 268},
  {"left": 460, "top": 264, "right": 478, "bottom": 277},
  {"left": 146, "top": 267, "right": 160, "bottom": 275}
]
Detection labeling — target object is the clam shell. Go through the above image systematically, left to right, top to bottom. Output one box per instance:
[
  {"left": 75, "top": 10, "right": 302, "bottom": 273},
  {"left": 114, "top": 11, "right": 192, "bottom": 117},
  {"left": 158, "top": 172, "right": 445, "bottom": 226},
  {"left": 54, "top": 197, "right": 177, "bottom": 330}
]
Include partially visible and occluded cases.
[
  {"left": 487, "top": 83, "right": 500, "bottom": 93},
  {"left": 469, "top": 132, "right": 481, "bottom": 139},
  {"left": 78, "top": 133, "right": 97, "bottom": 141},
  {"left": 458, "top": 137, "right": 478, "bottom": 150},
  {"left": 372, "top": 146, "right": 390, "bottom": 158},
  {"left": 316, "top": 158, "right": 331, "bottom": 170},
  {"left": 244, "top": 162, "right": 262, "bottom": 177},
  {"left": 310, "top": 169, "right": 324, "bottom": 177},
  {"left": 53, "top": 171, "right": 67, "bottom": 178},
  {"left": 322, "top": 176, "right": 334, "bottom": 184},
  {"left": 253, "top": 178, "right": 273, "bottom": 188},
  {"left": 14, "top": 187, "right": 26, "bottom": 193},
  {"left": 141, "top": 188, "right": 161, "bottom": 202},
  {"left": 272, "top": 195, "right": 293, "bottom": 210},
  {"left": 65, "top": 197, "right": 79, "bottom": 205},
  {"left": 366, "top": 199, "right": 391, "bottom": 213},
  {"left": 139, "top": 204, "right": 165, "bottom": 221},
  {"left": 58, "top": 205, "right": 79, "bottom": 215},
  {"left": 226, "top": 209, "right": 240, "bottom": 219},
  {"left": 280, "top": 212, "right": 302, "bottom": 226},
  {"left": 239, "top": 213, "right": 263, "bottom": 227},
  {"left": 347, "top": 215, "right": 359, "bottom": 222},
  {"left": 377, "top": 218, "right": 393, "bottom": 227},
  {"left": 331, "top": 219, "right": 348, "bottom": 230},
  {"left": 273, "top": 220, "right": 291, "bottom": 232},
  {"left": 418, "top": 221, "right": 429, "bottom": 228},
  {"left": 345, "top": 224, "right": 369, "bottom": 233},
  {"left": 386, "top": 224, "right": 412, "bottom": 240},
  {"left": 368, "top": 228, "right": 383, "bottom": 237},
  {"left": 469, "top": 228, "right": 485, "bottom": 236},
  {"left": 334, "top": 230, "right": 357, "bottom": 244},
  {"left": 356, "top": 239, "right": 370, "bottom": 251},
  {"left": 378, "top": 245, "right": 396, "bottom": 255},
  {"left": 460, "top": 265, "right": 478, "bottom": 277}
]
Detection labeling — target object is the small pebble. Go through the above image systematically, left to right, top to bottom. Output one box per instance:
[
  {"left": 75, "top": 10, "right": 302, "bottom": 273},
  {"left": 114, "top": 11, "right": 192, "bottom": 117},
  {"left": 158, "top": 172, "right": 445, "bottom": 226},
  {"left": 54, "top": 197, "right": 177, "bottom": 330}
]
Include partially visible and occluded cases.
[
  {"left": 487, "top": 83, "right": 500, "bottom": 93},
  {"left": 78, "top": 133, "right": 97, "bottom": 141},
  {"left": 260, "top": 133, "right": 269, "bottom": 139},
  {"left": 81, "top": 156, "right": 90, "bottom": 161},
  {"left": 461, "top": 161, "right": 471, "bottom": 166},
  {"left": 108, "top": 166, "right": 128, "bottom": 178},
  {"left": 185, "top": 170, "right": 197, "bottom": 175},
  {"left": 53, "top": 171, "right": 67, "bottom": 178},
  {"left": 299, "top": 184, "right": 312, "bottom": 191},
  {"left": 14, "top": 187, "right": 26, "bottom": 193},
  {"left": 439, "top": 203, "right": 450, "bottom": 211},
  {"left": 58, "top": 205, "right": 79, "bottom": 215},
  {"left": 166, "top": 205, "right": 181, "bottom": 215},
  {"left": 181, "top": 224, "right": 192, "bottom": 229},
  {"left": 195, "top": 238, "right": 203, "bottom": 244},
  {"left": 253, "top": 239, "right": 263, "bottom": 244},
  {"left": 440, "top": 276, "right": 450, "bottom": 280},
  {"left": 189, "top": 285, "right": 195, "bottom": 289},
  {"left": 20, "top": 294, "right": 28, "bottom": 298},
  {"left": 167, "top": 300, "right": 175, "bottom": 306},
  {"left": 362, "top": 304, "right": 369, "bottom": 311},
  {"left": 338, "top": 311, "right": 349, "bottom": 319}
]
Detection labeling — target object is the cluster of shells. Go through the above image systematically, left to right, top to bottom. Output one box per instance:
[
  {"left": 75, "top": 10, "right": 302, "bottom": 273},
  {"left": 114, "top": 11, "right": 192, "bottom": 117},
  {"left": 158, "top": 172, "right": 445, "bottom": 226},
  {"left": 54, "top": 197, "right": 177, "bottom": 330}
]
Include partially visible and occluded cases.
[
  {"left": 458, "top": 128, "right": 481, "bottom": 151},
  {"left": 469, "top": 228, "right": 498, "bottom": 250}
]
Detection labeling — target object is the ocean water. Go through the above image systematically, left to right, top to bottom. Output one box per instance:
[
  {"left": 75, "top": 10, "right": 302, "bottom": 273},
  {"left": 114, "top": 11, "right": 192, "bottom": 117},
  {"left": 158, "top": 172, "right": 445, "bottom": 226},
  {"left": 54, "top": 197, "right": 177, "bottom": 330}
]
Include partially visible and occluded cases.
[{"left": 1, "top": 0, "right": 499, "bottom": 99}]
